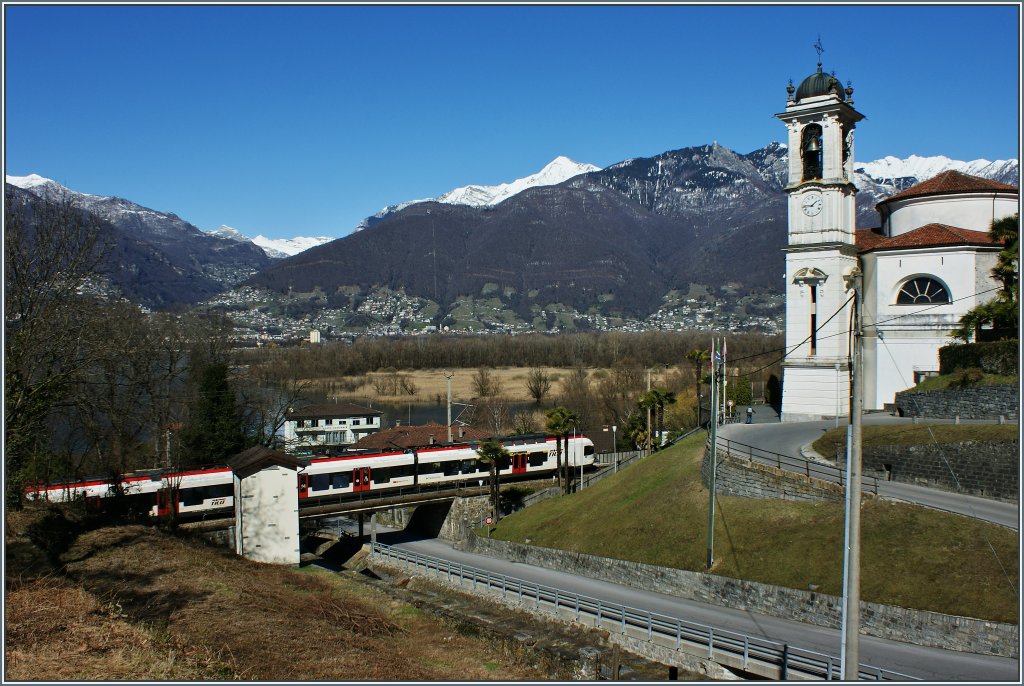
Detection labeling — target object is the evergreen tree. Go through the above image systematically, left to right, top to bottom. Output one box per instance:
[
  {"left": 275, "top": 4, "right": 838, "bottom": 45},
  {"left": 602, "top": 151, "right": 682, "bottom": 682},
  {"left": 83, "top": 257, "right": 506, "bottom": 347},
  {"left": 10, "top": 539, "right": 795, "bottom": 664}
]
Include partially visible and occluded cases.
[{"left": 177, "top": 362, "right": 247, "bottom": 466}]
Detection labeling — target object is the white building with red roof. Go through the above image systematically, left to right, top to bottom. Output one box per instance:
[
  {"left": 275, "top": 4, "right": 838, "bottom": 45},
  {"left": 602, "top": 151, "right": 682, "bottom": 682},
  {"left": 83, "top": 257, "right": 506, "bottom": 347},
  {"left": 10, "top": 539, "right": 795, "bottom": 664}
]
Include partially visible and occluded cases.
[{"left": 777, "top": 63, "right": 1017, "bottom": 420}]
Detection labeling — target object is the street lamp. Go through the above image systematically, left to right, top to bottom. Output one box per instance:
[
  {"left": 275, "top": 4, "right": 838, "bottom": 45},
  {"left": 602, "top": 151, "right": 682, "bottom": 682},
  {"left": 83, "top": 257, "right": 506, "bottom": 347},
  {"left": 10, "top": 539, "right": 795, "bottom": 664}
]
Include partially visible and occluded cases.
[
  {"left": 575, "top": 424, "right": 583, "bottom": 492},
  {"left": 612, "top": 425, "right": 618, "bottom": 473}
]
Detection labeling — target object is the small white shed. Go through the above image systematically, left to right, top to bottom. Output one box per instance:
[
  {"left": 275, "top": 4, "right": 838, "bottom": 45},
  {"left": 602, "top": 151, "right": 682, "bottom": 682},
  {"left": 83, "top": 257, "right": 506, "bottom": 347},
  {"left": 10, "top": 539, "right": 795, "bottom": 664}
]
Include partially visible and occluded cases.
[{"left": 229, "top": 446, "right": 309, "bottom": 565}]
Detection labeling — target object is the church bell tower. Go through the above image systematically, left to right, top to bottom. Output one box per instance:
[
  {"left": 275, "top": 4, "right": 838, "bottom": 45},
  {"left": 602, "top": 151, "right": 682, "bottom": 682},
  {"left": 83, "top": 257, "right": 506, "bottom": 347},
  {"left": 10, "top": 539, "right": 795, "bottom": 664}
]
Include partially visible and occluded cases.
[{"left": 775, "top": 57, "right": 864, "bottom": 422}]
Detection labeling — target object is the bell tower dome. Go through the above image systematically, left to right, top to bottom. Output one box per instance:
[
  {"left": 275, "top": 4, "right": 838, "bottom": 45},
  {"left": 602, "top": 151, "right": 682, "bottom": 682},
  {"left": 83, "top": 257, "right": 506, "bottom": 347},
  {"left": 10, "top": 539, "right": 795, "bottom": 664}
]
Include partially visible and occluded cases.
[{"left": 775, "top": 56, "right": 865, "bottom": 422}]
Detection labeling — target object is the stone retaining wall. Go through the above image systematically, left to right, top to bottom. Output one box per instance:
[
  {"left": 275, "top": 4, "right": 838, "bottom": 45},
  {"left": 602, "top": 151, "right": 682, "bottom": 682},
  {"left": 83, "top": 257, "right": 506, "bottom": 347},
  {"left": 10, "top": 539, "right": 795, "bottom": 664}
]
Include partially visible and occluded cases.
[
  {"left": 895, "top": 384, "right": 1018, "bottom": 420},
  {"left": 862, "top": 441, "right": 1019, "bottom": 501},
  {"left": 701, "top": 449, "right": 844, "bottom": 502},
  {"left": 456, "top": 535, "right": 1017, "bottom": 658}
]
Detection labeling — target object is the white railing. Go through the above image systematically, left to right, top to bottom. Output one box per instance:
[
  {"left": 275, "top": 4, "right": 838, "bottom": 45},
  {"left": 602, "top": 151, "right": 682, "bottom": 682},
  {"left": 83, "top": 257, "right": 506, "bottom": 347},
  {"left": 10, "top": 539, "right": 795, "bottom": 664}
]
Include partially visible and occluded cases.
[{"left": 370, "top": 543, "right": 919, "bottom": 682}]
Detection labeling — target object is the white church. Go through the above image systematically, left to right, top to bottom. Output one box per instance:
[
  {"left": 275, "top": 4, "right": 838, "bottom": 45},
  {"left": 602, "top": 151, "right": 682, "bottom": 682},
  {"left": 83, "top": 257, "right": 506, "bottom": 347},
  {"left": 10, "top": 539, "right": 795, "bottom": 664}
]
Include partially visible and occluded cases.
[{"left": 776, "top": 62, "right": 1018, "bottom": 422}]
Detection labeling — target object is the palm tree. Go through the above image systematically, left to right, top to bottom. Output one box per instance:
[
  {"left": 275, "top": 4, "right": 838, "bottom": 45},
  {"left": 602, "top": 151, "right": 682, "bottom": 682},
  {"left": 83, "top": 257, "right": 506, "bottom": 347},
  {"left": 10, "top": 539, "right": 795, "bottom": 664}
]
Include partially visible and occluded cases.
[
  {"left": 954, "top": 213, "right": 1019, "bottom": 341},
  {"left": 686, "top": 348, "right": 710, "bottom": 427},
  {"left": 639, "top": 388, "right": 676, "bottom": 449},
  {"left": 545, "top": 406, "right": 573, "bottom": 493},
  {"left": 559, "top": 408, "right": 580, "bottom": 493},
  {"left": 475, "top": 439, "right": 509, "bottom": 522}
]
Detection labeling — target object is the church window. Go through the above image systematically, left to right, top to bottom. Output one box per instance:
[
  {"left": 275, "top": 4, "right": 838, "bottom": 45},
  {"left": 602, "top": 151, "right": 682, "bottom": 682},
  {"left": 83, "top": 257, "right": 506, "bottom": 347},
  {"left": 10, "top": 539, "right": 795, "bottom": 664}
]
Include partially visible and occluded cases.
[{"left": 896, "top": 277, "right": 950, "bottom": 305}]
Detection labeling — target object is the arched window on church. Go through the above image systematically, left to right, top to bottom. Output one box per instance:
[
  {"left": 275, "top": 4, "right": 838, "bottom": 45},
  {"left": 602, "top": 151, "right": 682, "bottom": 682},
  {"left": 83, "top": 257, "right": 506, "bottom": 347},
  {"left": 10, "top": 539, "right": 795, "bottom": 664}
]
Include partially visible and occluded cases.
[
  {"left": 801, "top": 124, "right": 823, "bottom": 181},
  {"left": 895, "top": 277, "right": 951, "bottom": 305}
]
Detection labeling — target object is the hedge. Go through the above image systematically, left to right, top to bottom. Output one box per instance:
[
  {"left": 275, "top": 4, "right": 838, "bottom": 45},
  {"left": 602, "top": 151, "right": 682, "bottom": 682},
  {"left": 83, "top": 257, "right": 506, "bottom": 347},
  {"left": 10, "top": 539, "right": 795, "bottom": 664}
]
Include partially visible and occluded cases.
[{"left": 939, "top": 340, "right": 1019, "bottom": 375}]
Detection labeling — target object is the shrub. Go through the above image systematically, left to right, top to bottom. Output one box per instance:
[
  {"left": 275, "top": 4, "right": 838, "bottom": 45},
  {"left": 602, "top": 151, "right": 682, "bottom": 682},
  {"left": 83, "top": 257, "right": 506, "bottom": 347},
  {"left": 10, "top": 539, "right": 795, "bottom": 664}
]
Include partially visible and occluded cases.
[
  {"left": 939, "top": 340, "right": 1019, "bottom": 376},
  {"left": 948, "top": 367, "right": 985, "bottom": 387}
]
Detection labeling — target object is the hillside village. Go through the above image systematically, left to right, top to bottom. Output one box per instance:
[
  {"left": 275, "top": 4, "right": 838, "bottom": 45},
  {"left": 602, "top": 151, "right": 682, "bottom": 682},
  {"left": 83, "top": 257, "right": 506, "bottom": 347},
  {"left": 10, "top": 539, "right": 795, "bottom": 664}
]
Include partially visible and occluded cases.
[{"left": 203, "top": 284, "right": 784, "bottom": 344}]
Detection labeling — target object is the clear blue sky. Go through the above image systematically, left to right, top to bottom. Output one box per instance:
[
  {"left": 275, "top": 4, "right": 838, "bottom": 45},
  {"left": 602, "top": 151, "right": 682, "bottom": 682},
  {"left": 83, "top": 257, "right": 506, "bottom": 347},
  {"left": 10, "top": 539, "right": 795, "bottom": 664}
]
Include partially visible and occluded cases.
[{"left": 4, "top": 4, "right": 1020, "bottom": 239}]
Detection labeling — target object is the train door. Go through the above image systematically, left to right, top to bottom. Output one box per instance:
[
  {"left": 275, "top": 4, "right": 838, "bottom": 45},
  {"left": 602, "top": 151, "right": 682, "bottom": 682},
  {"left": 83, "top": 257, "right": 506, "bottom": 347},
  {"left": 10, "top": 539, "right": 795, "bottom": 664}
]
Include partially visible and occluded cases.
[
  {"left": 511, "top": 453, "right": 527, "bottom": 475},
  {"left": 352, "top": 467, "right": 372, "bottom": 493},
  {"left": 298, "top": 473, "right": 310, "bottom": 499},
  {"left": 156, "top": 488, "right": 177, "bottom": 517}
]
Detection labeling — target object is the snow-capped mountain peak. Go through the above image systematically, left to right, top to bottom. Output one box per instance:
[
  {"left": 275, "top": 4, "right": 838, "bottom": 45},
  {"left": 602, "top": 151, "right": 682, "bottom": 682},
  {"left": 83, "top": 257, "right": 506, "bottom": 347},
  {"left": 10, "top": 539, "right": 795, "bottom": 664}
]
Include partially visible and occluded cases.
[
  {"left": 854, "top": 154, "right": 1018, "bottom": 185},
  {"left": 437, "top": 155, "right": 601, "bottom": 207},
  {"left": 356, "top": 156, "right": 602, "bottom": 232},
  {"left": 6, "top": 173, "right": 59, "bottom": 190},
  {"left": 202, "top": 225, "right": 334, "bottom": 258},
  {"left": 209, "top": 225, "right": 248, "bottom": 241},
  {"left": 252, "top": 234, "right": 334, "bottom": 258}
]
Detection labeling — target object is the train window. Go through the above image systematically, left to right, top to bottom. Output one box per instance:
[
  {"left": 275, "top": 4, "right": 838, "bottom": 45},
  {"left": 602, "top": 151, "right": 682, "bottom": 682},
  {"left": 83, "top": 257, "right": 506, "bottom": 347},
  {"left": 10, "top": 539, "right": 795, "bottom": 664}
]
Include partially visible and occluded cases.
[
  {"left": 584, "top": 445, "right": 595, "bottom": 456},
  {"left": 529, "top": 451, "right": 547, "bottom": 467},
  {"left": 497, "top": 455, "right": 510, "bottom": 470},
  {"left": 460, "top": 460, "right": 479, "bottom": 474},
  {"left": 443, "top": 461, "right": 460, "bottom": 476},
  {"left": 425, "top": 462, "right": 442, "bottom": 474},
  {"left": 373, "top": 469, "right": 391, "bottom": 484},
  {"left": 331, "top": 473, "right": 350, "bottom": 489},
  {"left": 312, "top": 474, "right": 330, "bottom": 491},
  {"left": 207, "top": 484, "right": 232, "bottom": 499},
  {"left": 180, "top": 488, "right": 203, "bottom": 506}
]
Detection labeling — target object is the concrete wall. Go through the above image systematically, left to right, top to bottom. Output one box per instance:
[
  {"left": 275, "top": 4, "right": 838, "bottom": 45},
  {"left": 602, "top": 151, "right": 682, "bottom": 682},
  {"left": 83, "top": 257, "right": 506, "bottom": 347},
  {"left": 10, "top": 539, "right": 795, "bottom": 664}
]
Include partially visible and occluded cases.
[
  {"left": 895, "top": 384, "right": 1019, "bottom": 420},
  {"left": 861, "top": 441, "right": 1019, "bottom": 501},
  {"left": 701, "top": 449, "right": 844, "bottom": 503},
  {"left": 455, "top": 535, "right": 1017, "bottom": 658}
]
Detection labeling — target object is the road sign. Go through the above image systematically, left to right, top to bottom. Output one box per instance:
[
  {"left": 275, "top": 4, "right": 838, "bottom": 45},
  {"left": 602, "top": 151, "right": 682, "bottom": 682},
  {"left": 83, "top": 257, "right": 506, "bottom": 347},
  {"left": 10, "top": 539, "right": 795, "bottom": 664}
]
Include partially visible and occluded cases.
[{"left": 484, "top": 515, "right": 494, "bottom": 525}]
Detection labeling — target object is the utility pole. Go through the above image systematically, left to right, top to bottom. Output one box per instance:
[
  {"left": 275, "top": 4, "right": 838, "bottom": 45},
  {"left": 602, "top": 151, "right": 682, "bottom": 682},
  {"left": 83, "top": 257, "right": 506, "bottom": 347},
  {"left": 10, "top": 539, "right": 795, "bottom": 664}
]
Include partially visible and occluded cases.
[
  {"left": 842, "top": 269, "right": 864, "bottom": 680},
  {"left": 706, "top": 337, "right": 720, "bottom": 570},
  {"left": 721, "top": 338, "right": 728, "bottom": 422},
  {"left": 444, "top": 371, "right": 454, "bottom": 443}
]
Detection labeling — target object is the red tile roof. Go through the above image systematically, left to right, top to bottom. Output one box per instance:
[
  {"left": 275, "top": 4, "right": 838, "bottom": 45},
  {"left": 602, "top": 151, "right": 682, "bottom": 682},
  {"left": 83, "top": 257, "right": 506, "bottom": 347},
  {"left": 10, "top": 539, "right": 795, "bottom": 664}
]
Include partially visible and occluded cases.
[
  {"left": 879, "top": 170, "right": 1018, "bottom": 206},
  {"left": 857, "top": 223, "right": 998, "bottom": 254},
  {"left": 287, "top": 402, "right": 382, "bottom": 419},
  {"left": 352, "top": 422, "right": 491, "bottom": 450}
]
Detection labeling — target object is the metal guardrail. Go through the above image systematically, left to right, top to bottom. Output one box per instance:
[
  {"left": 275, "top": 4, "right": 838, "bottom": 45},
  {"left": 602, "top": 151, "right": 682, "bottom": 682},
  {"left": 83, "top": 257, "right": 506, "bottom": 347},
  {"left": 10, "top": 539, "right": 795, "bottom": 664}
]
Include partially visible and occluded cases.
[
  {"left": 715, "top": 437, "right": 880, "bottom": 496},
  {"left": 370, "top": 542, "right": 918, "bottom": 681}
]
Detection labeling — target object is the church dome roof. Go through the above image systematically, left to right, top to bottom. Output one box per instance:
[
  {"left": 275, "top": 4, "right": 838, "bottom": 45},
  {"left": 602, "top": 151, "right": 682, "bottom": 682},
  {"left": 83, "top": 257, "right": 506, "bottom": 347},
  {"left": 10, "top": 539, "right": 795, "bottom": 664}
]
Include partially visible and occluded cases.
[{"left": 796, "top": 65, "right": 845, "bottom": 101}]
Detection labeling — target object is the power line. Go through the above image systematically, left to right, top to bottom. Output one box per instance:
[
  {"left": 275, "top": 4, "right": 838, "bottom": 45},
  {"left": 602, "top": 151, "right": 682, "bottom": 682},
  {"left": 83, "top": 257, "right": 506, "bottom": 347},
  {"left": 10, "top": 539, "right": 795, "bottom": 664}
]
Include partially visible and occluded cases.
[
  {"left": 722, "top": 285, "right": 1003, "bottom": 378},
  {"left": 877, "top": 334, "right": 1019, "bottom": 600}
]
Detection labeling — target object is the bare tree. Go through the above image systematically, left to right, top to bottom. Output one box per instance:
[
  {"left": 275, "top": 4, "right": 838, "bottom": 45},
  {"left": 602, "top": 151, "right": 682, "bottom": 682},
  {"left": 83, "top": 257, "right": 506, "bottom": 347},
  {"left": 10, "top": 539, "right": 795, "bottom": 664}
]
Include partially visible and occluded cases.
[
  {"left": 4, "top": 187, "right": 111, "bottom": 506},
  {"left": 472, "top": 367, "right": 502, "bottom": 398},
  {"left": 525, "top": 368, "right": 553, "bottom": 404}
]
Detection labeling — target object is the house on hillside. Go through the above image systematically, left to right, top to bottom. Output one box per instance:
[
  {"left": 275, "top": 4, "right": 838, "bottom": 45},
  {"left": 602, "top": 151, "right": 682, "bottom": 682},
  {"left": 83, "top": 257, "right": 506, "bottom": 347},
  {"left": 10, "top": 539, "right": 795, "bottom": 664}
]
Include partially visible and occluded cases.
[
  {"left": 776, "top": 61, "right": 1017, "bottom": 421},
  {"left": 282, "top": 403, "right": 382, "bottom": 455},
  {"left": 351, "top": 422, "right": 491, "bottom": 451}
]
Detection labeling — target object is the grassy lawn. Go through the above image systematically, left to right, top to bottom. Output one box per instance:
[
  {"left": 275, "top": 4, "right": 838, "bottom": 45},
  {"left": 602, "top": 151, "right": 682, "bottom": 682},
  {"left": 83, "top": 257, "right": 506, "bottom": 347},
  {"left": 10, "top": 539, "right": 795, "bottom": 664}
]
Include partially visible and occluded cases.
[
  {"left": 910, "top": 372, "right": 1017, "bottom": 393},
  {"left": 812, "top": 423, "right": 1019, "bottom": 459},
  {"left": 489, "top": 433, "right": 1019, "bottom": 622}
]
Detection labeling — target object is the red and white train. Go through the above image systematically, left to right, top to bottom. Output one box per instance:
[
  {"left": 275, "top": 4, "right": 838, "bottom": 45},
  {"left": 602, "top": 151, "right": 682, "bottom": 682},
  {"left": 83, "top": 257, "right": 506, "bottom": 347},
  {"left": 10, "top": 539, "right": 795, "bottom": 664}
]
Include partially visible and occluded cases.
[{"left": 25, "top": 433, "right": 596, "bottom": 519}]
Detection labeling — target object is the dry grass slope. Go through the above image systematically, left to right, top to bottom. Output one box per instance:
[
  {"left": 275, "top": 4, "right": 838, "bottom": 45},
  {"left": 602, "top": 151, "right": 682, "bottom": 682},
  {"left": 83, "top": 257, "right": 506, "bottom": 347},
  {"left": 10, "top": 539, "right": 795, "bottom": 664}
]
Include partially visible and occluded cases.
[{"left": 4, "top": 509, "right": 555, "bottom": 681}]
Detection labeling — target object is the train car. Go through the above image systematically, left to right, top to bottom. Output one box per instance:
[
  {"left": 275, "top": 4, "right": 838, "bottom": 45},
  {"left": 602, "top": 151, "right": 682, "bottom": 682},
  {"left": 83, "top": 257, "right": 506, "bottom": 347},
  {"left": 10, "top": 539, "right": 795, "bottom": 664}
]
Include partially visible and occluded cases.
[{"left": 25, "top": 433, "right": 596, "bottom": 519}]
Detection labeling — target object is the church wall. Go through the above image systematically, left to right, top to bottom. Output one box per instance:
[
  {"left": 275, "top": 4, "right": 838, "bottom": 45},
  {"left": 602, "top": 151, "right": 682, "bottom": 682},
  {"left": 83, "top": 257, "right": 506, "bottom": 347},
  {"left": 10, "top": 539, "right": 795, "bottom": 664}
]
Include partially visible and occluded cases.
[
  {"left": 885, "top": 193, "right": 1018, "bottom": 237},
  {"left": 862, "top": 247, "right": 1000, "bottom": 408},
  {"left": 780, "top": 363, "right": 851, "bottom": 421}
]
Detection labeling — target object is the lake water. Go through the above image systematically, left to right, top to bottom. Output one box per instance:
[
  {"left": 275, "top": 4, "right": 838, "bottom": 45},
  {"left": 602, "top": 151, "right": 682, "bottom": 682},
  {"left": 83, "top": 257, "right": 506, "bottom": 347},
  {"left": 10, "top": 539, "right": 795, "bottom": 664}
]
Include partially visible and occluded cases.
[{"left": 366, "top": 400, "right": 537, "bottom": 428}]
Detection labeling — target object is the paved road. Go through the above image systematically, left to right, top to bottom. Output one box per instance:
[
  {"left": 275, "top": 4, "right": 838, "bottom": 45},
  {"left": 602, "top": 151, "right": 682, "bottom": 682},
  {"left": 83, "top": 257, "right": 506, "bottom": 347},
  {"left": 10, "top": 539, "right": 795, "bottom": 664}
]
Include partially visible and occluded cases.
[
  {"left": 718, "top": 415, "right": 1019, "bottom": 529},
  {"left": 367, "top": 530, "right": 1018, "bottom": 682}
]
